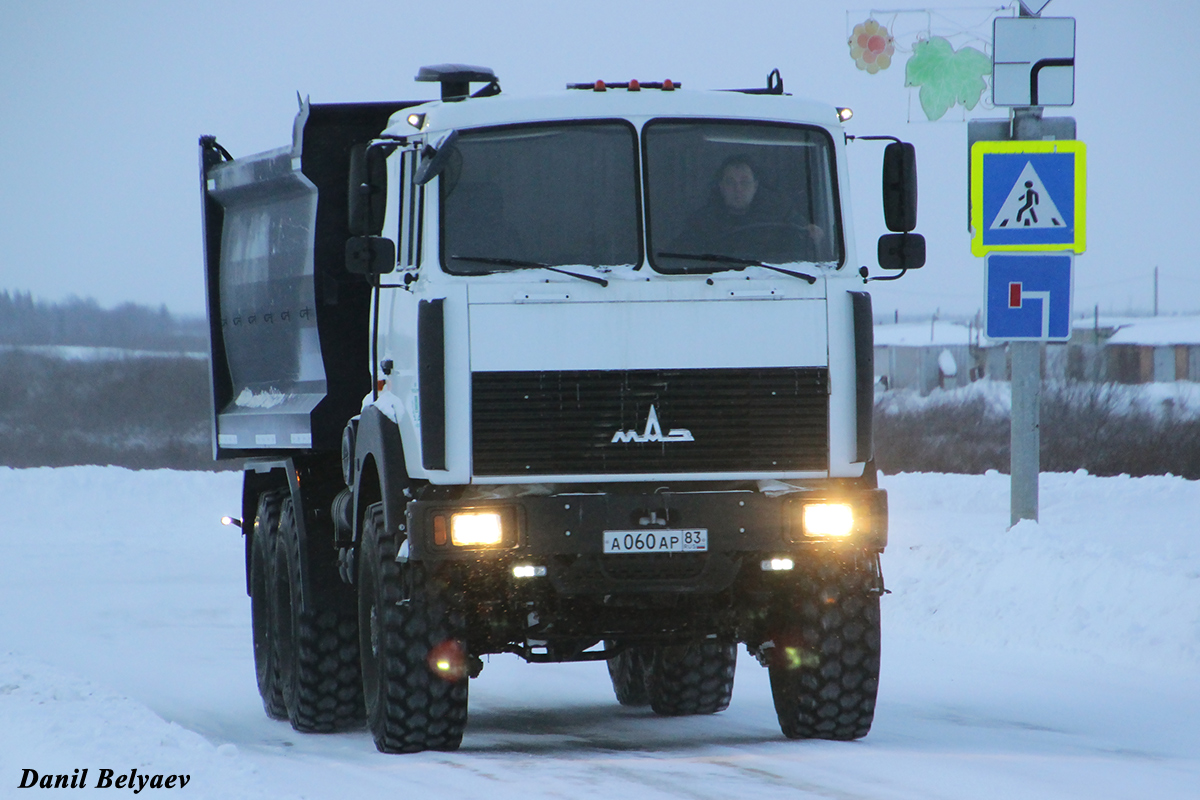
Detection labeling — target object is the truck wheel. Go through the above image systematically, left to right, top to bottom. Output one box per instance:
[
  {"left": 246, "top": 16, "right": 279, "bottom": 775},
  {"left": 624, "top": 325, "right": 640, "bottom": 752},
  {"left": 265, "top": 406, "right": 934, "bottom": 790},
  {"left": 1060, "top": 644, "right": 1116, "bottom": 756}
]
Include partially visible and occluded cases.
[
  {"left": 250, "top": 489, "right": 287, "bottom": 720},
  {"left": 274, "top": 497, "right": 364, "bottom": 733},
  {"left": 358, "top": 502, "right": 468, "bottom": 753},
  {"left": 768, "top": 559, "right": 881, "bottom": 741},
  {"left": 645, "top": 639, "right": 737, "bottom": 716},
  {"left": 606, "top": 644, "right": 649, "bottom": 706}
]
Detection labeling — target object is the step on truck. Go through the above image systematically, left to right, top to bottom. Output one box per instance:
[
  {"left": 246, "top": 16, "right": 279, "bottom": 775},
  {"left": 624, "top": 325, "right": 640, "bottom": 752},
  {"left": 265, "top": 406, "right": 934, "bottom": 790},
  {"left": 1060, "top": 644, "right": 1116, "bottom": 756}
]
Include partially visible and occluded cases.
[{"left": 199, "top": 64, "right": 924, "bottom": 753}]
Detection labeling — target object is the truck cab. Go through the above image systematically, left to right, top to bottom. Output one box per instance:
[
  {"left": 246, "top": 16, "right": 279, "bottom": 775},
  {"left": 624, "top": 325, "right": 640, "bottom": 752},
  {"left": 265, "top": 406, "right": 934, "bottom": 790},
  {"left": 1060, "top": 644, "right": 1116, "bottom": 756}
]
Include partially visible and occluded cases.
[{"left": 200, "top": 65, "right": 921, "bottom": 753}]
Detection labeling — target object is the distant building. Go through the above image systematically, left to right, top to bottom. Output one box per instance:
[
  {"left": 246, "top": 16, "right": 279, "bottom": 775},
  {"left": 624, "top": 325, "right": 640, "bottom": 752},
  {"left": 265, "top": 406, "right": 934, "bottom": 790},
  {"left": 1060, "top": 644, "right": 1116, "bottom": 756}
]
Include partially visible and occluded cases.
[
  {"left": 874, "top": 315, "right": 1200, "bottom": 391},
  {"left": 1093, "top": 317, "right": 1200, "bottom": 383},
  {"left": 873, "top": 321, "right": 988, "bottom": 395}
]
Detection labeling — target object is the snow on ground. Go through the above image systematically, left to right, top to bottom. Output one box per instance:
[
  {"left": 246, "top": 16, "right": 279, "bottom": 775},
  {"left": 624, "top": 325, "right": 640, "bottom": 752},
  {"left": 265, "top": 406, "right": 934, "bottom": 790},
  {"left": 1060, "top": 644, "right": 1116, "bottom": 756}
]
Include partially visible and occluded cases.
[{"left": 0, "top": 466, "right": 1197, "bottom": 798}]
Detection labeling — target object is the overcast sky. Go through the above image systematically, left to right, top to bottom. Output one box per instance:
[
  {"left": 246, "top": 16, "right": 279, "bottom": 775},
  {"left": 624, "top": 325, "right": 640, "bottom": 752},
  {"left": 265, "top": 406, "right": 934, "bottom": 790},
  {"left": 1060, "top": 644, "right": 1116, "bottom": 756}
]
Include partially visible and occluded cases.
[{"left": 1, "top": 0, "right": 1194, "bottom": 320}]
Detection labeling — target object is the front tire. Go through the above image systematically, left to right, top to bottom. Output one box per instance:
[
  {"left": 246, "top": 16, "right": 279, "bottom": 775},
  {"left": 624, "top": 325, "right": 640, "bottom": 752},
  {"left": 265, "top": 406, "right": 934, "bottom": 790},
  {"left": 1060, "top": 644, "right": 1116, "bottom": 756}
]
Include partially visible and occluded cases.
[
  {"left": 274, "top": 497, "right": 364, "bottom": 733},
  {"left": 359, "top": 502, "right": 468, "bottom": 753},
  {"left": 767, "top": 558, "right": 881, "bottom": 741},
  {"left": 645, "top": 639, "right": 737, "bottom": 716},
  {"left": 606, "top": 644, "right": 649, "bottom": 706}
]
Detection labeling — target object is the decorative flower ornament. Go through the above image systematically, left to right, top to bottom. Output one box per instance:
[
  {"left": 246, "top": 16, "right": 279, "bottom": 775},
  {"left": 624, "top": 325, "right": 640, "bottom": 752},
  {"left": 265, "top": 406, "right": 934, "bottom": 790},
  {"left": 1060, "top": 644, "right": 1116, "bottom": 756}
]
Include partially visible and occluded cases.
[{"left": 849, "top": 19, "right": 895, "bottom": 73}]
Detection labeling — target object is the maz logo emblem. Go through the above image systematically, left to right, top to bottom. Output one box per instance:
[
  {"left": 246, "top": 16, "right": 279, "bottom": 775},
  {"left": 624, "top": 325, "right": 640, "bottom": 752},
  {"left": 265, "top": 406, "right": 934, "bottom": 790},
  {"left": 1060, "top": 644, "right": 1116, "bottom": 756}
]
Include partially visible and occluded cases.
[{"left": 611, "top": 405, "right": 694, "bottom": 443}]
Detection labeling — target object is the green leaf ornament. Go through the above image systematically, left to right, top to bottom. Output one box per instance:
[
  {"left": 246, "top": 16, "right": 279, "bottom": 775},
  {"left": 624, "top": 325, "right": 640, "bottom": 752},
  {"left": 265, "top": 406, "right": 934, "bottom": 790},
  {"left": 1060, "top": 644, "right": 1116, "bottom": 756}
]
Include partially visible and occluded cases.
[{"left": 904, "top": 37, "right": 993, "bottom": 121}]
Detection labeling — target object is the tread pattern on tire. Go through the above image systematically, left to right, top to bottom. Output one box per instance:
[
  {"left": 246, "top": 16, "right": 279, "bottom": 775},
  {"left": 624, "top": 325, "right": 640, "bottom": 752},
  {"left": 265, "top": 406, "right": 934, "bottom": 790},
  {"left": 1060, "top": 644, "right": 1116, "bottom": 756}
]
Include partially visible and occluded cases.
[
  {"left": 250, "top": 489, "right": 287, "bottom": 720},
  {"left": 276, "top": 497, "right": 364, "bottom": 733},
  {"left": 359, "top": 503, "right": 468, "bottom": 754},
  {"left": 768, "top": 557, "right": 881, "bottom": 741},
  {"left": 645, "top": 639, "right": 737, "bottom": 716},
  {"left": 606, "top": 645, "right": 650, "bottom": 707}
]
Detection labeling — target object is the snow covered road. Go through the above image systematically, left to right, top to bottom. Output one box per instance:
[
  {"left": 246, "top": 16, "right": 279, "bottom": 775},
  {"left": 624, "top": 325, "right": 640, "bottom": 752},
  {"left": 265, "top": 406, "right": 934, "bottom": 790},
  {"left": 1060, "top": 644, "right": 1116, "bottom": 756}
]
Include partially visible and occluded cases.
[{"left": 1, "top": 467, "right": 1197, "bottom": 798}]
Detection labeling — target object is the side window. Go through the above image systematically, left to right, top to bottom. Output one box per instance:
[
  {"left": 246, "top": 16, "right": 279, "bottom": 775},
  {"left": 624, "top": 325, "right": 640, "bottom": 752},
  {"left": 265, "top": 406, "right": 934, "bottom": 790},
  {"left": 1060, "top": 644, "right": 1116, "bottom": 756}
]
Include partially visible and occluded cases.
[{"left": 397, "top": 150, "right": 425, "bottom": 269}]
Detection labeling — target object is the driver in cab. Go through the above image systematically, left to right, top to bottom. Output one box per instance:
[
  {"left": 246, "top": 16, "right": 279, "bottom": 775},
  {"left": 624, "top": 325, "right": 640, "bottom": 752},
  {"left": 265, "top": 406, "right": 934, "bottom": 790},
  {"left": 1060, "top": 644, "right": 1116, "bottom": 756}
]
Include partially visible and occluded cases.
[{"left": 673, "top": 156, "right": 822, "bottom": 263}]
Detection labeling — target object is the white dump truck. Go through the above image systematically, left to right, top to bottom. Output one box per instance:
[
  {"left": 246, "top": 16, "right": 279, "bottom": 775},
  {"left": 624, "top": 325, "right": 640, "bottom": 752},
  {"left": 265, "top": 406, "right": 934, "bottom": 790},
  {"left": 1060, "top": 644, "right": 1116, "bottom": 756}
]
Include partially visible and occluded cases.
[{"left": 199, "top": 65, "right": 924, "bottom": 753}]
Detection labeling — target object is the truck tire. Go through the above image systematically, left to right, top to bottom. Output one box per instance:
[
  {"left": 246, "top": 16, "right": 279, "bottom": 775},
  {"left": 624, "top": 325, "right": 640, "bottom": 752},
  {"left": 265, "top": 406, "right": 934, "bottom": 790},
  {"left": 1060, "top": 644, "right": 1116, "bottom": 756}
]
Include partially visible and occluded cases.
[
  {"left": 250, "top": 489, "right": 287, "bottom": 720},
  {"left": 274, "top": 497, "right": 364, "bottom": 733},
  {"left": 358, "top": 502, "right": 468, "bottom": 753},
  {"left": 768, "top": 559, "right": 881, "bottom": 741},
  {"left": 645, "top": 639, "right": 737, "bottom": 716},
  {"left": 606, "top": 645, "right": 649, "bottom": 706}
]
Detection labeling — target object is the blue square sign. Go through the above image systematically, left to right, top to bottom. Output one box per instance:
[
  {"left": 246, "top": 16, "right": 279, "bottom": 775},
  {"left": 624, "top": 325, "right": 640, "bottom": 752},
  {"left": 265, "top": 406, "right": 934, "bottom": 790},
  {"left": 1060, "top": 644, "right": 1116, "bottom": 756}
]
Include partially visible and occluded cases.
[
  {"left": 970, "top": 140, "right": 1086, "bottom": 256},
  {"left": 985, "top": 253, "right": 1073, "bottom": 341}
]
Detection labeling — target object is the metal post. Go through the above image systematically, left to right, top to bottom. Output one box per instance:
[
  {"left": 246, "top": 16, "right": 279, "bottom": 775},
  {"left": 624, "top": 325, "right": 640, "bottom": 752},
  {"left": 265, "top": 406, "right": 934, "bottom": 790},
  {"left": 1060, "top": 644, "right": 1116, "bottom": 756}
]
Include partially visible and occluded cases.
[
  {"left": 1009, "top": 104, "right": 1044, "bottom": 525},
  {"left": 1010, "top": 341, "right": 1040, "bottom": 523}
]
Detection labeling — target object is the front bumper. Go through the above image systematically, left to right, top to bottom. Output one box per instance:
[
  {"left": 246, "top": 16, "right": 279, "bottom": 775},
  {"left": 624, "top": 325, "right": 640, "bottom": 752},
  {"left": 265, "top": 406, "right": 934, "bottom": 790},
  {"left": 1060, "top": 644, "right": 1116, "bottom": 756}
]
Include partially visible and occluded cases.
[{"left": 404, "top": 486, "right": 887, "bottom": 595}]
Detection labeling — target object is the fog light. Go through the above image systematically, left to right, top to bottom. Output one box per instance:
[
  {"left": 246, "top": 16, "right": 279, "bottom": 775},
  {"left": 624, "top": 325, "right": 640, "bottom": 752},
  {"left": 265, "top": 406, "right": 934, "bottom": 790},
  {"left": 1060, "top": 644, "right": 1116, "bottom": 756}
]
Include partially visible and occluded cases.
[
  {"left": 803, "top": 503, "right": 854, "bottom": 538},
  {"left": 450, "top": 511, "right": 504, "bottom": 546},
  {"left": 761, "top": 557, "right": 795, "bottom": 572},
  {"left": 512, "top": 564, "right": 547, "bottom": 578}
]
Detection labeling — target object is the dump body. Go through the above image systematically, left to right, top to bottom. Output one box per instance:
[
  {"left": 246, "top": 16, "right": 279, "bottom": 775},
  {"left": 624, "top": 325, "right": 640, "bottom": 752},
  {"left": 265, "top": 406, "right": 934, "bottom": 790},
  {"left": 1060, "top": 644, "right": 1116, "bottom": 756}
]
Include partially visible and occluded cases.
[{"left": 200, "top": 101, "right": 415, "bottom": 457}]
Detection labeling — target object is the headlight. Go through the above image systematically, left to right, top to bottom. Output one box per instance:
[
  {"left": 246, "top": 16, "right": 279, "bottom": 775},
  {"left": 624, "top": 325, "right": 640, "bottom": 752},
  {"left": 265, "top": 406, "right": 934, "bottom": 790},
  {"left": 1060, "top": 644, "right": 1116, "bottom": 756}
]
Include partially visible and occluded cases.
[
  {"left": 802, "top": 503, "right": 854, "bottom": 538},
  {"left": 450, "top": 511, "right": 504, "bottom": 546}
]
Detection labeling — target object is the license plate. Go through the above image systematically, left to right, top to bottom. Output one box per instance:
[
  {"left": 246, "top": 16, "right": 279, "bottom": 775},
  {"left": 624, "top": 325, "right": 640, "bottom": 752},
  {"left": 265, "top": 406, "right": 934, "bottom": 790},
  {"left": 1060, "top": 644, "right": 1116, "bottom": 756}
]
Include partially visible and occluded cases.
[{"left": 603, "top": 529, "right": 708, "bottom": 554}]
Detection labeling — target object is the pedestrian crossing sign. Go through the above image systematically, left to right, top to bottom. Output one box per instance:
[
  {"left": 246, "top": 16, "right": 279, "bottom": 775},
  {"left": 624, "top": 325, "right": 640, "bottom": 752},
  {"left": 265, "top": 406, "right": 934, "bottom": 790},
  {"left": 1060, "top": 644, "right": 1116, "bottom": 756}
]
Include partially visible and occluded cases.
[{"left": 970, "top": 139, "right": 1086, "bottom": 256}]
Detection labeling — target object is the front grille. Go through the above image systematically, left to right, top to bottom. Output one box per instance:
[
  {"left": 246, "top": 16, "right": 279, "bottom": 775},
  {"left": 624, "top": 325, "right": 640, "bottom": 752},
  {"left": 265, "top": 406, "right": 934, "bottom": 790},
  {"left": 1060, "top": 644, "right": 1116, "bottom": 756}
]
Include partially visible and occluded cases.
[{"left": 472, "top": 367, "right": 828, "bottom": 476}]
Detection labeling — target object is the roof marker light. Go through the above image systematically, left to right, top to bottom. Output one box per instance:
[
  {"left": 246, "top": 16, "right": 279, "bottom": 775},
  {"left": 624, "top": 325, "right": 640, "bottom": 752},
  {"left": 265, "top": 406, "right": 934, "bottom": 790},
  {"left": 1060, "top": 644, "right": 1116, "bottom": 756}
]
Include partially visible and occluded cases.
[
  {"left": 663, "top": 78, "right": 675, "bottom": 91},
  {"left": 628, "top": 79, "right": 640, "bottom": 91},
  {"left": 594, "top": 80, "right": 606, "bottom": 92},
  {"left": 837, "top": 107, "right": 854, "bottom": 123},
  {"left": 407, "top": 112, "right": 426, "bottom": 129}
]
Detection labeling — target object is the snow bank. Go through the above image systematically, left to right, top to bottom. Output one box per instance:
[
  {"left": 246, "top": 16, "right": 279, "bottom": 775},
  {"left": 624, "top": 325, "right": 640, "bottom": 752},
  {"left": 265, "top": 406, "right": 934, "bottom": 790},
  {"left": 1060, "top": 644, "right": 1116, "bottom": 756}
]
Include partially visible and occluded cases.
[
  {"left": 882, "top": 470, "right": 1200, "bottom": 672},
  {"left": 0, "top": 653, "right": 275, "bottom": 799}
]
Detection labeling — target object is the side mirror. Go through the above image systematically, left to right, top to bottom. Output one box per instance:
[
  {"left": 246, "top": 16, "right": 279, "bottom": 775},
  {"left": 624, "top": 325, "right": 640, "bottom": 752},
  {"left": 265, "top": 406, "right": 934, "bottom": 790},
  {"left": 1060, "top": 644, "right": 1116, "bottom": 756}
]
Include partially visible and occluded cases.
[
  {"left": 414, "top": 130, "right": 459, "bottom": 186},
  {"left": 882, "top": 142, "right": 917, "bottom": 233},
  {"left": 348, "top": 144, "right": 389, "bottom": 236},
  {"left": 878, "top": 233, "right": 925, "bottom": 270},
  {"left": 345, "top": 236, "right": 396, "bottom": 276}
]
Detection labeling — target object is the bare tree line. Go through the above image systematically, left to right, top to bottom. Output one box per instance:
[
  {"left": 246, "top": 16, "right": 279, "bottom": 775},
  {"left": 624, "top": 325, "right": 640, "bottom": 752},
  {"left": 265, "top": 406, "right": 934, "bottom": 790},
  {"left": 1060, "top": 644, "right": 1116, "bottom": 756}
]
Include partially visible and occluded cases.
[{"left": 0, "top": 291, "right": 206, "bottom": 352}]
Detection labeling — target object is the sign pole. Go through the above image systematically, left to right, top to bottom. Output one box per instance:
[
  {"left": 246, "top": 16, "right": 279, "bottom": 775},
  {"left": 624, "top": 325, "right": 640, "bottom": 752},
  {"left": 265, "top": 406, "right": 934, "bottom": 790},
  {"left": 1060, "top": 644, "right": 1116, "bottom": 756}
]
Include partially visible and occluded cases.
[
  {"left": 972, "top": 1, "right": 1082, "bottom": 525},
  {"left": 1009, "top": 105, "right": 1044, "bottom": 525},
  {"left": 1010, "top": 339, "right": 1040, "bottom": 523}
]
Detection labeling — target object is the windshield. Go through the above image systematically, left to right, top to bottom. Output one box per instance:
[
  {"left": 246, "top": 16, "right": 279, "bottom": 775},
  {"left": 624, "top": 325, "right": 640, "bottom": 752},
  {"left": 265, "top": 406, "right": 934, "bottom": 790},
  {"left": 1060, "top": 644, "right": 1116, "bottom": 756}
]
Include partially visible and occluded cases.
[
  {"left": 644, "top": 120, "right": 842, "bottom": 273},
  {"left": 440, "top": 122, "right": 640, "bottom": 274}
]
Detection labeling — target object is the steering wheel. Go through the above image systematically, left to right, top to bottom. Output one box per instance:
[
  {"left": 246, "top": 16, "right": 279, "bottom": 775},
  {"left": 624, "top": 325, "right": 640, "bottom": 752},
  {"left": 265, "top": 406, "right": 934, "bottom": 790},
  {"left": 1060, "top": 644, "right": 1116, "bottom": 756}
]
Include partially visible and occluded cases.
[{"left": 717, "top": 221, "right": 816, "bottom": 260}]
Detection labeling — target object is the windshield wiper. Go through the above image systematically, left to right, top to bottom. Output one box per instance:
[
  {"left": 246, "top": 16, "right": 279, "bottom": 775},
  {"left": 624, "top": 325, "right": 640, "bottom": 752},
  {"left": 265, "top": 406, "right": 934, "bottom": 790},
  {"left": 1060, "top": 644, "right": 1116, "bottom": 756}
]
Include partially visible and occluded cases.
[
  {"left": 656, "top": 252, "right": 817, "bottom": 285},
  {"left": 450, "top": 255, "right": 608, "bottom": 287}
]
